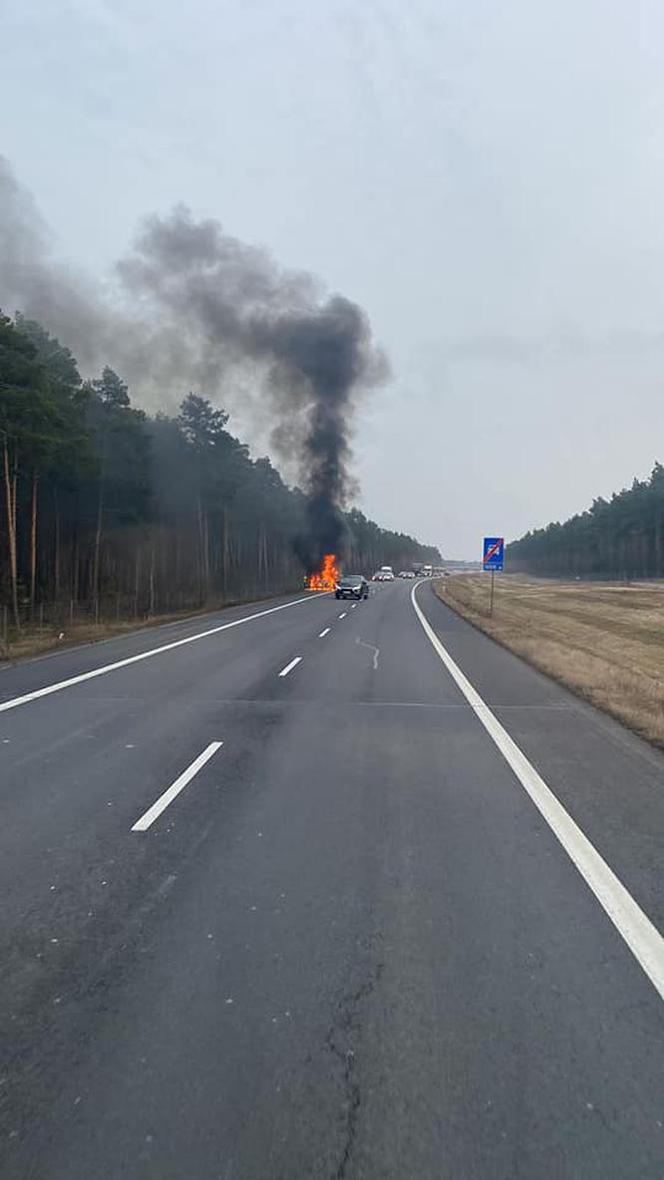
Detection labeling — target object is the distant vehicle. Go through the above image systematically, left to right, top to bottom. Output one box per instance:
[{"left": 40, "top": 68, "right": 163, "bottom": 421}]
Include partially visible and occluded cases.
[
  {"left": 420, "top": 564, "right": 433, "bottom": 577},
  {"left": 380, "top": 565, "right": 393, "bottom": 574},
  {"left": 432, "top": 567, "right": 448, "bottom": 577},
  {"left": 372, "top": 570, "right": 393, "bottom": 582},
  {"left": 398, "top": 571, "right": 409, "bottom": 578},
  {"left": 335, "top": 574, "right": 369, "bottom": 600}
]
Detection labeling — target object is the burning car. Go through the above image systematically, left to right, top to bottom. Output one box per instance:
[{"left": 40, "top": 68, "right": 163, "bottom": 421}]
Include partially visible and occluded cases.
[{"left": 307, "top": 554, "right": 340, "bottom": 591}]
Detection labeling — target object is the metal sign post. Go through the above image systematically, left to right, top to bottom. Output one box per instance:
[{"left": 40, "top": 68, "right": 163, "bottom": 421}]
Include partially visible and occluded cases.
[{"left": 483, "top": 537, "right": 504, "bottom": 616}]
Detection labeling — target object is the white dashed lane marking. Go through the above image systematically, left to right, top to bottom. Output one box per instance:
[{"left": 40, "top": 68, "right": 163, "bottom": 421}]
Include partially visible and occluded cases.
[
  {"left": 278, "top": 657, "right": 302, "bottom": 678},
  {"left": 132, "top": 742, "right": 223, "bottom": 832}
]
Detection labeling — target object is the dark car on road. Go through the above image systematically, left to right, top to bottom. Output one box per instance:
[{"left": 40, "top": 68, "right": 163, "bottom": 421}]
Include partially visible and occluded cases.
[{"left": 335, "top": 574, "right": 369, "bottom": 600}]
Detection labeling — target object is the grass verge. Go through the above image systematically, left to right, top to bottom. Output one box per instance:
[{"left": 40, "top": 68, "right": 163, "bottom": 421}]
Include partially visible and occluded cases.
[
  {"left": 433, "top": 574, "right": 664, "bottom": 747},
  {"left": 0, "top": 588, "right": 298, "bottom": 667}
]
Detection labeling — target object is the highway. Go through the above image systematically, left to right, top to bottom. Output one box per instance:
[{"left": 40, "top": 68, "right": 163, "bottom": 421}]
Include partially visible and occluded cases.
[{"left": 2, "top": 578, "right": 664, "bottom": 1178}]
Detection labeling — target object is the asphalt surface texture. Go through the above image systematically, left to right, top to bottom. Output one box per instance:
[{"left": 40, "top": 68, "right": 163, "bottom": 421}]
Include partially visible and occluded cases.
[{"left": 2, "top": 578, "right": 664, "bottom": 1179}]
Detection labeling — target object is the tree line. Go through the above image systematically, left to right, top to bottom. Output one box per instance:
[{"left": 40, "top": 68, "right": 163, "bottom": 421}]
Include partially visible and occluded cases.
[
  {"left": 0, "top": 310, "right": 440, "bottom": 630},
  {"left": 508, "top": 463, "right": 664, "bottom": 579}
]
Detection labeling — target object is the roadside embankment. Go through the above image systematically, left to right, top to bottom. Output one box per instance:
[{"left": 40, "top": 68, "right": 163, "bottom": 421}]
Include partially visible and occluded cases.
[
  {"left": 433, "top": 574, "right": 664, "bottom": 746},
  {"left": 0, "top": 587, "right": 299, "bottom": 667}
]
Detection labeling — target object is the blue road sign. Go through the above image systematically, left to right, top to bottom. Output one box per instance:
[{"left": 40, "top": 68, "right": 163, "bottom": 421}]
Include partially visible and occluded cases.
[{"left": 483, "top": 536, "right": 504, "bottom": 572}]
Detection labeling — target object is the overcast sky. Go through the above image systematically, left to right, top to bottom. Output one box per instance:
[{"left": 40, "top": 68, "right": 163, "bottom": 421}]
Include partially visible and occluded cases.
[{"left": 3, "top": 0, "right": 664, "bottom": 558}]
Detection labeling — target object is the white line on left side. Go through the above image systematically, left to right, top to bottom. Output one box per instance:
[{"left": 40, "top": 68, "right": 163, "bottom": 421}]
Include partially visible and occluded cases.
[
  {"left": 0, "top": 593, "right": 326, "bottom": 716},
  {"left": 279, "top": 656, "right": 302, "bottom": 678},
  {"left": 132, "top": 741, "right": 223, "bottom": 832}
]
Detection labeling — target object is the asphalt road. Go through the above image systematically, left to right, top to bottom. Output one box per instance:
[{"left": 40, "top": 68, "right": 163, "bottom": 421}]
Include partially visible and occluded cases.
[{"left": 2, "top": 578, "right": 664, "bottom": 1179}]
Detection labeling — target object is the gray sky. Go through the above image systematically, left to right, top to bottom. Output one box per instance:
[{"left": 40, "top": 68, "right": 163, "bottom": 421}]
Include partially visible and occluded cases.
[{"left": 3, "top": 0, "right": 664, "bottom": 558}]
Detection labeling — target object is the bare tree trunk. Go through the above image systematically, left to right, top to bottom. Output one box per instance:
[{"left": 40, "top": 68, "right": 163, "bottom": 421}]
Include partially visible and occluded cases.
[
  {"left": 92, "top": 429, "right": 109, "bottom": 618},
  {"left": 3, "top": 439, "right": 19, "bottom": 631},
  {"left": 30, "top": 470, "right": 38, "bottom": 619},
  {"left": 92, "top": 477, "right": 104, "bottom": 618},
  {"left": 53, "top": 485, "right": 61, "bottom": 601},
  {"left": 197, "top": 495, "right": 205, "bottom": 602},
  {"left": 223, "top": 507, "right": 229, "bottom": 595},
  {"left": 203, "top": 509, "right": 210, "bottom": 601},
  {"left": 260, "top": 525, "right": 269, "bottom": 587},
  {"left": 72, "top": 531, "right": 79, "bottom": 607},
  {"left": 149, "top": 539, "right": 156, "bottom": 616},
  {"left": 134, "top": 543, "right": 141, "bottom": 617}
]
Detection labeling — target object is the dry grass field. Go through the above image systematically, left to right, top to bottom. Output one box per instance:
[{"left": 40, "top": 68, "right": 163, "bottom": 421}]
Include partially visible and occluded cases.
[
  {"left": 433, "top": 574, "right": 664, "bottom": 746},
  {"left": 0, "top": 614, "right": 203, "bottom": 666}
]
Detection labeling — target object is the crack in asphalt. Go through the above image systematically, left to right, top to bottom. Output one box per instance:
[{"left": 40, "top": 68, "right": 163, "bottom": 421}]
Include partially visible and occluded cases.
[{"left": 326, "top": 963, "right": 384, "bottom": 1180}]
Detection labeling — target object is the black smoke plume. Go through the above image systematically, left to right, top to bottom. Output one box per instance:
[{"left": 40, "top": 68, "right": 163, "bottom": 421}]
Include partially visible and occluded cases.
[
  {"left": 0, "top": 158, "right": 387, "bottom": 570},
  {"left": 118, "top": 209, "right": 388, "bottom": 567}
]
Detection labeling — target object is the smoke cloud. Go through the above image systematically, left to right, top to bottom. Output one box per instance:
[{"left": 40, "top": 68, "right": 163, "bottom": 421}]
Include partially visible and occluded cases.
[{"left": 0, "top": 157, "right": 388, "bottom": 568}]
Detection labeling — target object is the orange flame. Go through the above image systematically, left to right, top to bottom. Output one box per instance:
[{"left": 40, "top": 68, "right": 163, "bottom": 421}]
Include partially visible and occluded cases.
[{"left": 307, "top": 553, "right": 340, "bottom": 591}]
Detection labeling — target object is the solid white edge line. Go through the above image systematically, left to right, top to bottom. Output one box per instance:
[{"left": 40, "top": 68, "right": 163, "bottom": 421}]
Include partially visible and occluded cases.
[
  {"left": 411, "top": 581, "right": 664, "bottom": 1002},
  {"left": 0, "top": 594, "right": 327, "bottom": 715},
  {"left": 319, "top": 628, "right": 331, "bottom": 638},
  {"left": 278, "top": 656, "right": 302, "bottom": 677},
  {"left": 132, "top": 741, "right": 223, "bottom": 832}
]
